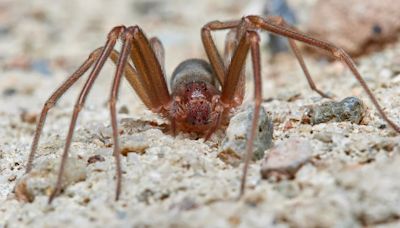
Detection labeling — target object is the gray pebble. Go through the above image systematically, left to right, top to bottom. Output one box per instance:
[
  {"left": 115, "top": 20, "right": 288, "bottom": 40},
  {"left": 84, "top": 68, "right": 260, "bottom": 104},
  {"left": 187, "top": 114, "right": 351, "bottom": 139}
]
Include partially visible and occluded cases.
[
  {"left": 302, "top": 97, "right": 366, "bottom": 125},
  {"left": 218, "top": 105, "right": 274, "bottom": 166}
]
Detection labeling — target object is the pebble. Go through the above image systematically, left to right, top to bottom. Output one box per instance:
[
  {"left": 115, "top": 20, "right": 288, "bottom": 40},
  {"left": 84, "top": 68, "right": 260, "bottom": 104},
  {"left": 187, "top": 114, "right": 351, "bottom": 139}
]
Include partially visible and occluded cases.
[
  {"left": 2, "top": 87, "right": 17, "bottom": 96},
  {"left": 302, "top": 97, "right": 366, "bottom": 125},
  {"left": 118, "top": 105, "right": 129, "bottom": 114},
  {"left": 218, "top": 105, "right": 274, "bottom": 166},
  {"left": 20, "top": 111, "right": 38, "bottom": 124},
  {"left": 119, "top": 134, "right": 151, "bottom": 156},
  {"left": 261, "top": 138, "right": 312, "bottom": 180},
  {"left": 87, "top": 155, "right": 105, "bottom": 164},
  {"left": 15, "top": 156, "right": 86, "bottom": 202}
]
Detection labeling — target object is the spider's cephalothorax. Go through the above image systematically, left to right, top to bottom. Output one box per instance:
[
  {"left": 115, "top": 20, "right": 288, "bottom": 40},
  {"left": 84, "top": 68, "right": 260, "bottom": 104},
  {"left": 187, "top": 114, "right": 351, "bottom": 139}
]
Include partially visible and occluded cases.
[
  {"left": 25, "top": 16, "right": 400, "bottom": 204},
  {"left": 170, "top": 59, "right": 221, "bottom": 133}
]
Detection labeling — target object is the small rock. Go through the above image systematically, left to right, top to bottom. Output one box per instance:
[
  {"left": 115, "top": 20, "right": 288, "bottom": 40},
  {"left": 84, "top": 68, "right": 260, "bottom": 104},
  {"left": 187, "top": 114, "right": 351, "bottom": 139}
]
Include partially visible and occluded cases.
[
  {"left": 2, "top": 87, "right": 17, "bottom": 96},
  {"left": 302, "top": 97, "right": 366, "bottom": 125},
  {"left": 118, "top": 105, "right": 129, "bottom": 114},
  {"left": 219, "top": 105, "right": 274, "bottom": 166},
  {"left": 20, "top": 111, "right": 38, "bottom": 124},
  {"left": 120, "top": 117, "right": 168, "bottom": 134},
  {"left": 313, "top": 132, "right": 333, "bottom": 143},
  {"left": 120, "top": 134, "right": 150, "bottom": 156},
  {"left": 261, "top": 138, "right": 312, "bottom": 180},
  {"left": 87, "top": 155, "right": 105, "bottom": 164},
  {"left": 15, "top": 156, "right": 86, "bottom": 202},
  {"left": 8, "top": 175, "right": 17, "bottom": 182},
  {"left": 170, "top": 197, "right": 198, "bottom": 211}
]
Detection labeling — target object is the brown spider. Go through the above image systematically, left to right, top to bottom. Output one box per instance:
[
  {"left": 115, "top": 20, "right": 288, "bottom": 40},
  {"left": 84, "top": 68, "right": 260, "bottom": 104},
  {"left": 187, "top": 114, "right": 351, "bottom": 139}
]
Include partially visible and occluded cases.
[{"left": 25, "top": 16, "right": 400, "bottom": 204}]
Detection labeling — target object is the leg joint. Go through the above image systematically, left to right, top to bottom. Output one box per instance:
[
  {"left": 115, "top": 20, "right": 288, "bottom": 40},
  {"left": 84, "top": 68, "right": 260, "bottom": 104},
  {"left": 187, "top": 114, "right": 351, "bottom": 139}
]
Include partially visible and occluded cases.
[
  {"left": 244, "top": 15, "right": 264, "bottom": 27},
  {"left": 202, "top": 20, "right": 221, "bottom": 30},
  {"left": 126, "top": 25, "right": 144, "bottom": 40},
  {"left": 108, "top": 26, "right": 126, "bottom": 40},
  {"left": 246, "top": 30, "right": 260, "bottom": 42},
  {"left": 332, "top": 47, "right": 346, "bottom": 59},
  {"left": 108, "top": 99, "right": 117, "bottom": 108},
  {"left": 44, "top": 100, "right": 55, "bottom": 110},
  {"left": 73, "top": 103, "right": 83, "bottom": 112}
]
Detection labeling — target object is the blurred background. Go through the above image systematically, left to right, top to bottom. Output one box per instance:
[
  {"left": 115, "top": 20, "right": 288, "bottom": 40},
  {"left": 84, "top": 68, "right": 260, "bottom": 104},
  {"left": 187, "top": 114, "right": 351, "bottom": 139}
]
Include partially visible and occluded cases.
[{"left": 1, "top": 0, "right": 399, "bottom": 112}]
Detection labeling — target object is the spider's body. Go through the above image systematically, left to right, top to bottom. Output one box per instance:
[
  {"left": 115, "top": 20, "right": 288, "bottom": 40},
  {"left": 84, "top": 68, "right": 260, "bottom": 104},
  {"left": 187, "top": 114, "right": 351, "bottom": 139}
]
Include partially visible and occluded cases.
[
  {"left": 24, "top": 15, "right": 400, "bottom": 204},
  {"left": 170, "top": 58, "right": 222, "bottom": 133}
]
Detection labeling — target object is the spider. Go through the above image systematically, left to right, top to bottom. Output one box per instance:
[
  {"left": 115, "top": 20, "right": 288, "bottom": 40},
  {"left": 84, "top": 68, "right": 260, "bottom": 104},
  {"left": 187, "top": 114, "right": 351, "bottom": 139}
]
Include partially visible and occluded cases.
[{"left": 24, "top": 16, "right": 400, "bottom": 204}]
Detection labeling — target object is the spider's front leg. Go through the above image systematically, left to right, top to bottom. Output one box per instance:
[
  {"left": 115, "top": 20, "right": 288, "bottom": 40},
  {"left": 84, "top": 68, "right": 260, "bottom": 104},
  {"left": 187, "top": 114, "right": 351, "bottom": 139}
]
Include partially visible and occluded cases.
[
  {"left": 202, "top": 20, "right": 263, "bottom": 198},
  {"left": 26, "top": 24, "right": 171, "bottom": 204},
  {"left": 24, "top": 25, "right": 126, "bottom": 204},
  {"left": 109, "top": 26, "right": 172, "bottom": 200}
]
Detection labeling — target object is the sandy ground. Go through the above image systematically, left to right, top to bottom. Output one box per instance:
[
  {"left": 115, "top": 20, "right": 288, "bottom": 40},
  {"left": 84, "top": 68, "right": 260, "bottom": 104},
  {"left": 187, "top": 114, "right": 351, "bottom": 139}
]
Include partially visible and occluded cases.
[{"left": 1, "top": 0, "right": 400, "bottom": 227}]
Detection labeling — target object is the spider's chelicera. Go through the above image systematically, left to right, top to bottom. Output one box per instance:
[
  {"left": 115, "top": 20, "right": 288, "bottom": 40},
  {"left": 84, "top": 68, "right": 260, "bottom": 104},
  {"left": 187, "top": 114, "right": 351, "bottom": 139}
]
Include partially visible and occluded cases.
[{"left": 24, "top": 15, "right": 400, "bottom": 204}]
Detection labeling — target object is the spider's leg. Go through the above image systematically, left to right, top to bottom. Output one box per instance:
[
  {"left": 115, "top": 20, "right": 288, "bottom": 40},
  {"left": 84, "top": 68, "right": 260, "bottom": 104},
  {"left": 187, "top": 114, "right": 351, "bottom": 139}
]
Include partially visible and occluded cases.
[
  {"left": 245, "top": 15, "right": 400, "bottom": 133},
  {"left": 263, "top": 16, "right": 332, "bottom": 98},
  {"left": 202, "top": 20, "right": 241, "bottom": 86},
  {"left": 202, "top": 20, "right": 264, "bottom": 197},
  {"left": 48, "top": 26, "right": 125, "bottom": 204},
  {"left": 129, "top": 26, "right": 171, "bottom": 111},
  {"left": 107, "top": 27, "right": 171, "bottom": 200},
  {"left": 108, "top": 27, "right": 171, "bottom": 200},
  {"left": 218, "top": 28, "right": 262, "bottom": 197},
  {"left": 223, "top": 28, "right": 246, "bottom": 105},
  {"left": 108, "top": 29, "right": 133, "bottom": 201},
  {"left": 219, "top": 29, "right": 255, "bottom": 106},
  {"left": 241, "top": 32, "right": 262, "bottom": 197},
  {"left": 242, "top": 33, "right": 262, "bottom": 197},
  {"left": 149, "top": 37, "right": 165, "bottom": 75},
  {"left": 287, "top": 38, "right": 332, "bottom": 98},
  {"left": 27, "top": 47, "right": 138, "bottom": 173},
  {"left": 109, "top": 49, "right": 154, "bottom": 109},
  {"left": 26, "top": 50, "right": 100, "bottom": 174}
]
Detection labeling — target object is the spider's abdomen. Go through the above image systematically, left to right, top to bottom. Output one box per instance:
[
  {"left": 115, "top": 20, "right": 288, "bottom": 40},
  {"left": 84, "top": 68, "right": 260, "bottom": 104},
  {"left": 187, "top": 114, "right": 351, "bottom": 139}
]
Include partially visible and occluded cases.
[{"left": 170, "top": 58, "right": 219, "bottom": 92}]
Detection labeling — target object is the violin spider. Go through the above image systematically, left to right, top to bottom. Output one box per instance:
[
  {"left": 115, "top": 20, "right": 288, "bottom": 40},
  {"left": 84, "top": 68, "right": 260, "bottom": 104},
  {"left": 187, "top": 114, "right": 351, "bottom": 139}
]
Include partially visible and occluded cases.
[{"left": 25, "top": 15, "right": 400, "bottom": 204}]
